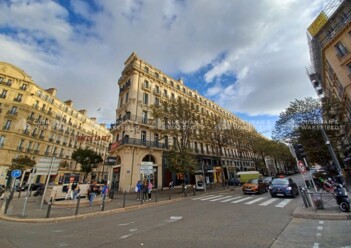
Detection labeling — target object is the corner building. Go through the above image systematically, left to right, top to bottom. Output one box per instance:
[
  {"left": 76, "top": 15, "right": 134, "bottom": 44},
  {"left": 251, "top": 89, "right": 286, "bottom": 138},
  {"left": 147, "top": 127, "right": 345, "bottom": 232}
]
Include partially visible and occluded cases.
[
  {"left": 307, "top": 0, "right": 351, "bottom": 169},
  {"left": 109, "top": 53, "right": 258, "bottom": 192},
  {"left": 0, "top": 62, "right": 111, "bottom": 186}
]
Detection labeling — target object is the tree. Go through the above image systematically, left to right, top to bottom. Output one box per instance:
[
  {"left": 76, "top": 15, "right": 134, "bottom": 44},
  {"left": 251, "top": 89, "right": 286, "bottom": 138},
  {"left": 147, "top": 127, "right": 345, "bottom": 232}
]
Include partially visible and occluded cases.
[
  {"left": 151, "top": 97, "right": 198, "bottom": 178},
  {"left": 272, "top": 97, "right": 344, "bottom": 165},
  {"left": 71, "top": 148, "right": 103, "bottom": 180},
  {"left": 11, "top": 156, "right": 36, "bottom": 171}
]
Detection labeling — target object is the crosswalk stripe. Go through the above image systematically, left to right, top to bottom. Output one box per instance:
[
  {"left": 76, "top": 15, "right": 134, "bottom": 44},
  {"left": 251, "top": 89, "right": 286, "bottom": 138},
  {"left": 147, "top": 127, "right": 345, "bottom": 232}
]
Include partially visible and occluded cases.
[
  {"left": 192, "top": 195, "right": 215, "bottom": 200},
  {"left": 200, "top": 195, "right": 225, "bottom": 201},
  {"left": 210, "top": 196, "right": 233, "bottom": 202},
  {"left": 220, "top": 196, "right": 242, "bottom": 202},
  {"left": 231, "top": 197, "right": 253, "bottom": 203},
  {"left": 245, "top": 197, "right": 266, "bottom": 205},
  {"left": 259, "top": 198, "right": 278, "bottom": 206},
  {"left": 275, "top": 199, "right": 292, "bottom": 208}
]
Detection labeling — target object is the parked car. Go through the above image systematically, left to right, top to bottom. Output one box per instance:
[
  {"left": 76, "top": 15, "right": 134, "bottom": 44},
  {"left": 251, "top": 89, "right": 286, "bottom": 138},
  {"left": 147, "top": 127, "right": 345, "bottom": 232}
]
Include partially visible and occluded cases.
[
  {"left": 228, "top": 177, "right": 241, "bottom": 186},
  {"left": 269, "top": 177, "right": 299, "bottom": 198},
  {"left": 242, "top": 178, "right": 268, "bottom": 194}
]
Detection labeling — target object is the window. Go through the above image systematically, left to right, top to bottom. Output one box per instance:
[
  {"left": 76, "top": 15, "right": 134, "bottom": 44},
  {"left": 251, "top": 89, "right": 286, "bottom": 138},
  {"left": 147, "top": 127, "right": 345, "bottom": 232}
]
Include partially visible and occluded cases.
[
  {"left": 335, "top": 42, "right": 348, "bottom": 57},
  {"left": 347, "top": 62, "right": 351, "bottom": 75},
  {"left": 144, "top": 66, "right": 149, "bottom": 73},
  {"left": 155, "top": 72, "right": 159, "bottom": 78},
  {"left": 0, "top": 77, "right": 3, "bottom": 83},
  {"left": 163, "top": 77, "right": 167, "bottom": 83},
  {"left": 6, "top": 79, "right": 12, "bottom": 86},
  {"left": 144, "top": 80, "right": 149, "bottom": 88},
  {"left": 20, "top": 83, "right": 28, "bottom": 90},
  {"left": 155, "top": 85, "right": 160, "bottom": 93},
  {"left": 0, "top": 89, "right": 7, "bottom": 98},
  {"left": 125, "top": 92, "right": 129, "bottom": 103},
  {"left": 14, "top": 93, "right": 23, "bottom": 102},
  {"left": 143, "top": 93, "right": 149, "bottom": 104},
  {"left": 171, "top": 93, "right": 175, "bottom": 99},
  {"left": 120, "top": 96, "right": 124, "bottom": 107},
  {"left": 154, "top": 97, "right": 160, "bottom": 106},
  {"left": 9, "top": 106, "right": 17, "bottom": 115},
  {"left": 142, "top": 111, "right": 148, "bottom": 124},
  {"left": 4, "top": 120, "right": 12, "bottom": 130},
  {"left": 141, "top": 131, "right": 146, "bottom": 145},
  {"left": 0, "top": 135, "right": 5, "bottom": 148},
  {"left": 18, "top": 139, "right": 24, "bottom": 150}
]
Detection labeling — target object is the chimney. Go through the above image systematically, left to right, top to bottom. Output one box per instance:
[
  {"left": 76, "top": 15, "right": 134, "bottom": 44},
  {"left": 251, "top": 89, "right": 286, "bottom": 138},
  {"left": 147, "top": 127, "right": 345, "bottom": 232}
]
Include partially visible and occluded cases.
[
  {"left": 45, "top": 88, "right": 57, "bottom": 96},
  {"left": 64, "top": 100, "right": 73, "bottom": 107},
  {"left": 79, "top": 109, "right": 87, "bottom": 115}
]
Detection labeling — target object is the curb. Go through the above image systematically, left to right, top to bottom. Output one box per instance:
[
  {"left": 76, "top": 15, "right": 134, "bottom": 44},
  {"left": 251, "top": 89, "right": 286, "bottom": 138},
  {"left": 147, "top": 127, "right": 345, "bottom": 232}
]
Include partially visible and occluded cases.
[
  {"left": 0, "top": 197, "right": 186, "bottom": 223},
  {"left": 292, "top": 206, "right": 351, "bottom": 220}
]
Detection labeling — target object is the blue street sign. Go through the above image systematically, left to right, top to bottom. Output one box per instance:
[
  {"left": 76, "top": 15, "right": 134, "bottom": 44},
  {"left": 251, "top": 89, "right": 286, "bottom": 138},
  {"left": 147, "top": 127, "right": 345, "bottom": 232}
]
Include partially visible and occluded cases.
[{"left": 11, "top": 169, "right": 22, "bottom": 178}]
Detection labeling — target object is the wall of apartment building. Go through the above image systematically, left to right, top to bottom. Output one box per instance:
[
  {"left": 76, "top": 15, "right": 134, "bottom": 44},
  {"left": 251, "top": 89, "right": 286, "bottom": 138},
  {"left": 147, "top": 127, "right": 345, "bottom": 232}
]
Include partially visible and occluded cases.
[
  {"left": 110, "top": 53, "right": 258, "bottom": 191},
  {"left": 0, "top": 62, "right": 111, "bottom": 185}
]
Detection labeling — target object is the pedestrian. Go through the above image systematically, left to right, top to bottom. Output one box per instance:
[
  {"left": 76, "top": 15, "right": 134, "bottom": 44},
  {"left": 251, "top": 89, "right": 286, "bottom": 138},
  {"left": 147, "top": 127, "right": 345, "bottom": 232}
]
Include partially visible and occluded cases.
[
  {"left": 136, "top": 180, "right": 142, "bottom": 200},
  {"left": 88, "top": 181, "right": 99, "bottom": 207},
  {"left": 142, "top": 181, "right": 148, "bottom": 201},
  {"left": 148, "top": 181, "right": 153, "bottom": 201},
  {"left": 169, "top": 181, "right": 174, "bottom": 189},
  {"left": 71, "top": 182, "right": 80, "bottom": 200},
  {"left": 101, "top": 183, "right": 109, "bottom": 199}
]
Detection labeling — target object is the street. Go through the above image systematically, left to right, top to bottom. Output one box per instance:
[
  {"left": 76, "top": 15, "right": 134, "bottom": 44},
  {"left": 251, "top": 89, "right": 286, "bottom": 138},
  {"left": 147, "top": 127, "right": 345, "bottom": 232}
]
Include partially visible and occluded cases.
[{"left": 0, "top": 174, "right": 350, "bottom": 248}]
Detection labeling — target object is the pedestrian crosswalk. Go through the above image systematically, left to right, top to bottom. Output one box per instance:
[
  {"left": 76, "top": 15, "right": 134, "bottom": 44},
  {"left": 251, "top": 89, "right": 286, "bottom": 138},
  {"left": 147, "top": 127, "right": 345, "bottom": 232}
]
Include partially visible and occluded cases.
[{"left": 192, "top": 194, "right": 293, "bottom": 208}]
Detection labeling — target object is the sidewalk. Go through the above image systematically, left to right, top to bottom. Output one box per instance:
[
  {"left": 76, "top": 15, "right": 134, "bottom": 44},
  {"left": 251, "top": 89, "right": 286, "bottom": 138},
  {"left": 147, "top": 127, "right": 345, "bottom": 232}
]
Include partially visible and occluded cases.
[{"left": 0, "top": 184, "right": 229, "bottom": 223}]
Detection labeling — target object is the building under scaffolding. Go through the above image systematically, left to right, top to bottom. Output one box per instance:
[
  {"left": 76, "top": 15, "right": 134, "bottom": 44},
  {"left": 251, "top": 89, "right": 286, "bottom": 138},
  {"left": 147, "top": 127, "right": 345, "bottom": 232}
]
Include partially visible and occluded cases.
[{"left": 306, "top": 0, "right": 351, "bottom": 170}]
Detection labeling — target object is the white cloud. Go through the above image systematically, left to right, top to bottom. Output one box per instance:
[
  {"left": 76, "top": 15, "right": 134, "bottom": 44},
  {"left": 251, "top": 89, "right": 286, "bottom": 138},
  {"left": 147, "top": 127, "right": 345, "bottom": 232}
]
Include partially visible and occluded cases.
[{"left": 0, "top": 0, "right": 328, "bottom": 124}]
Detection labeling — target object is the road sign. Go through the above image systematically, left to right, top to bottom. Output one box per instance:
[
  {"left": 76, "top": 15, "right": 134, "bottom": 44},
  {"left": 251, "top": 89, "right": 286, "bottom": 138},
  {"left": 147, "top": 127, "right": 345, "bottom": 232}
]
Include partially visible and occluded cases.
[
  {"left": 34, "top": 157, "right": 60, "bottom": 175},
  {"left": 297, "top": 161, "right": 306, "bottom": 174},
  {"left": 11, "top": 169, "right": 22, "bottom": 178}
]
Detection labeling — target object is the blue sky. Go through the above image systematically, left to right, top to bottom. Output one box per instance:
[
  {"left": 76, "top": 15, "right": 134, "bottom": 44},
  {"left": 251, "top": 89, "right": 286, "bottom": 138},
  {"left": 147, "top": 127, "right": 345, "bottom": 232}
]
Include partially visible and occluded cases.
[{"left": 0, "top": 0, "right": 329, "bottom": 138}]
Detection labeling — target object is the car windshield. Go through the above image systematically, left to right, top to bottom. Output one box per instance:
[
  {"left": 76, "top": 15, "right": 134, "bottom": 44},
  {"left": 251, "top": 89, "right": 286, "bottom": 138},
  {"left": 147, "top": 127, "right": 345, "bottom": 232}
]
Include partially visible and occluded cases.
[
  {"left": 250, "top": 179, "right": 259, "bottom": 184},
  {"left": 271, "top": 179, "right": 289, "bottom": 185}
]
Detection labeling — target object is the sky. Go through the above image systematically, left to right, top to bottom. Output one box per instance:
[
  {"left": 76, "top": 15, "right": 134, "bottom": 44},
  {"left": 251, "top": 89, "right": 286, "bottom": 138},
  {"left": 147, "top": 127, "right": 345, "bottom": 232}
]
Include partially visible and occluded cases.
[{"left": 0, "top": 0, "right": 329, "bottom": 138}]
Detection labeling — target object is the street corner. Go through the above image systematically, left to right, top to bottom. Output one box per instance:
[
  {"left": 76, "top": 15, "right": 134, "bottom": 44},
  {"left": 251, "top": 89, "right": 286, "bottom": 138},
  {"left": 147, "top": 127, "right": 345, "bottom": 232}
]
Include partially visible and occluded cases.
[{"left": 292, "top": 206, "right": 351, "bottom": 220}]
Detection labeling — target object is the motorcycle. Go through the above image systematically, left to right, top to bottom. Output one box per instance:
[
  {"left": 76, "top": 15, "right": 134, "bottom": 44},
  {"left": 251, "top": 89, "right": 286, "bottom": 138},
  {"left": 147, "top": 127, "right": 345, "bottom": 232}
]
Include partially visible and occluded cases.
[
  {"left": 334, "top": 183, "right": 350, "bottom": 212},
  {"left": 33, "top": 186, "right": 44, "bottom": 197}
]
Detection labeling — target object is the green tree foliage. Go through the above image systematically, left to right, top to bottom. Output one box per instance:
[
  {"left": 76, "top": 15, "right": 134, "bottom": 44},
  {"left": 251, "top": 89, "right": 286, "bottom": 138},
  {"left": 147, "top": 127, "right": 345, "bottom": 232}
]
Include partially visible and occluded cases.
[
  {"left": 272, "top": 97, "right": 344, "bottom": 165},
  {"left": 152, "top": 98, "right": 197, "bottom": 175},
  {"left": 71, "top": 148, "right": 103, "bottom": 178},
  {"left": 11, "top": 156, "right": 36, "bottom": 171}
]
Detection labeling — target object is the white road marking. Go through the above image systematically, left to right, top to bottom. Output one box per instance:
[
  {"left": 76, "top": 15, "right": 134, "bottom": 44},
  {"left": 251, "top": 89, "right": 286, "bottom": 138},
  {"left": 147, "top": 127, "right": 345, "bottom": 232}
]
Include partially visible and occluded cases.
[
  {"left": 192, "top": 195, "right": 215, "bottom": 200},
  {"left": 200, "top": 195, "right": 225, "bottom": 201},
  {"left": 210, "top": 196, "right": 233, "bottom": 201},
  {"left": 220, "top": 196, "right": 242, "bottom": 202},
  {"left": 231, "top": 197, "right": 253, "bottom": 203},
  {"left": 245, "top": 197, "right": 266, "bottom": 205},
  {"left": 259, "top": 198, "right": 278, "bottom": 206},
  {"left": 275, "top": 199, "right": 292, "bottom": 208},
  {"left": 318, "top": 221, "right": 324, "bottom": 224},
  {"left": 118, "top": 222, "right": 135, "bottom": 226},
  {"left": 317, "top": 226, "right": 323, "bottom": 231},
  {"left": 129, "top": 229, "right": 138, "bottom": 232},
  {"left": 316, "top": 233, "right": 322, "bottom": 237},
  {"left": 120, "top": 234, "right": 132, "bottom": 239},
  {"left": 313, "top": 242, "right": 319, "bottom": 248}
]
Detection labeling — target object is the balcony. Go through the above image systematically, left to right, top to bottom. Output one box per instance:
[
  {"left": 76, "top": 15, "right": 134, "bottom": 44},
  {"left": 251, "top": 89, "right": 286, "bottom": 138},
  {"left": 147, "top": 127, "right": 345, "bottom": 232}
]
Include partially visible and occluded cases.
[
  {"left": 142, "top": 84, "right": 152, "bottom": 92},
  {"left": 19, "top": 86, "right": 27, "bottom": 91},
  {"left": 153, "top": 89, "right": 161, "bottom": 96},
  {"left": 0, "top": 94, "right": 6, "bottom": 99},
  {"left": 13, "top": 97, "right": 22, "bottom": 102},
  {"left": 32, "top": 104, "right": 39, "bottom": 110},
  {"left": 6, "top": 111, "right": 18, "bottom": 118},
  {"left": 27, "top": 116, "right": 35, "bottom": 124},
  {"left": 23, "top": 130, "right": 30, "bottom": 135},
  {"left": 32, "top": 133, "right": 38, "bottom": 137},
  {"left": 39, "top": 135, "right": 45, "bottom": 139},
  {"left": 109, "top": 137, "right": 166, "bottom": 152},
  {"left": 49, "top": 138, "right": 54, "bottom": 142},
  {"left": 56, "top": 140, "right": 61, "bottom": 144},
  {"left": 18, "top": 146, "right": 23, "bottom": 151},
  {"left": 26, "top": 148, "right": 32, "bottom": 153},
  {"left": 34, "top": 150, "right": 39, "bottom": 154},
  {"left": 45, "top": 151, "right": 50, "bottom": 156}
]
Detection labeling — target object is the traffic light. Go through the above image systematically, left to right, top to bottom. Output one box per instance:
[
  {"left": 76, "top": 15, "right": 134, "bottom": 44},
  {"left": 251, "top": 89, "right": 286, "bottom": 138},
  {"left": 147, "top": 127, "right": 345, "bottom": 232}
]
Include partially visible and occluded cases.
[{"left": 293, "top": 144, "right": 306, "bottom": 160}]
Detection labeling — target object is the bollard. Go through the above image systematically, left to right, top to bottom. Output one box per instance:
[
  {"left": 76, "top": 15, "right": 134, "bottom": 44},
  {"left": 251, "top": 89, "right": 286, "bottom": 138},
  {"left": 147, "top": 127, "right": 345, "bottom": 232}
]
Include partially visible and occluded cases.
[
  {"left": 193, "top": 185, "right": 196, "bottom": 196},
  {"left": 184, "top": 186, "right": 187, "bottom": 197},
  {"left": 155, "top": 188, "right": 158, "bottom": 202},
  {"left": 122, "top": 191, "right": 126, "bottom": 208},
  {"left": 101, "top": 194, "right": 106, "bottom": 211},
  {"left": 4, "top": 196, "right": 11, "bottom": 215},
  {"left": 75, "top": 196, "right": 81, "bottom": 215},
  {"left": 46, "top": 197, "right": 53, "bottom": 218}
]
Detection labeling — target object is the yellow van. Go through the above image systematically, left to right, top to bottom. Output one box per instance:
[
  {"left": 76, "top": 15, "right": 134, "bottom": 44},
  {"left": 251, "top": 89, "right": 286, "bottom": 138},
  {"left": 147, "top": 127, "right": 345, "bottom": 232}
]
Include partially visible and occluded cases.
[{"left": 237, "top": 171, "right": 261, "bottom": 184}]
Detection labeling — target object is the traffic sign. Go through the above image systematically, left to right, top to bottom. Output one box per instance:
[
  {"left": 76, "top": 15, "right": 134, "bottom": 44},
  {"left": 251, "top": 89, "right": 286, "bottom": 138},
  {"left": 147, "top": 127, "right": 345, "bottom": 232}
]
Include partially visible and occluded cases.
[
  {"left": 34, "top": 157, "right": 60, "bottom": 175},
  {"left": 297, "top": 161, "right": 306, "bottom": 174},
  {"left": 11, "top": 169, "right": 22, "bottom": 178}
]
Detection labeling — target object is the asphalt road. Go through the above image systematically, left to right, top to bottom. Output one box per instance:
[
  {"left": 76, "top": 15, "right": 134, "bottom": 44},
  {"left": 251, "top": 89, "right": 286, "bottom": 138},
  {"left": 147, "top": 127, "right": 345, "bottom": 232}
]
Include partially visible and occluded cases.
[{"left": 1, "top": 174, "right": 348, "bottom": 248}]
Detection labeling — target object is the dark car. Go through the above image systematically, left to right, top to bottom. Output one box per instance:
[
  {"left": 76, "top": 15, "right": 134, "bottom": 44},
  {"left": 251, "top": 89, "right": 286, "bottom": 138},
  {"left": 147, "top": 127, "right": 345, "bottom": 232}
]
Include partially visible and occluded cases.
[
  {"left": 228, "top": 177, "right": 241, "bottom": 186},
  {"left": 269, "top": 177, "right": 299, "bottom": 198}
]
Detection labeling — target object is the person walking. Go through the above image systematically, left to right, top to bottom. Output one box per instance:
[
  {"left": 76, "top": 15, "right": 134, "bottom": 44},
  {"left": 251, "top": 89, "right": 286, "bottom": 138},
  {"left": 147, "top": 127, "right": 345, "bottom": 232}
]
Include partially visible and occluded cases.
[
  {"left": 136, "top": 180, "right": 142, "bottom": 200},
  {"left": 88, "top": 181, "right": 99, "bottom": 207},
  {"left": 142, "top": 181, "right": 148, "bottom": 201},
  {"left": 148, "top": 181, "right": 153, "bottom": 201},
  {"left": 71, "top": 182, "right": 80, "bottom": 200}
]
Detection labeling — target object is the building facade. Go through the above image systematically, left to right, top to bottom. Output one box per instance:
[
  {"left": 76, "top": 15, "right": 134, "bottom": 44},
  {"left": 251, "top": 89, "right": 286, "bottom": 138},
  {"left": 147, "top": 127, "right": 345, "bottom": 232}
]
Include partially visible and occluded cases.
[
  {"left": 307, "top": 0, "right": 351, "bottom": 169},
  {"left": 109, "top": 53, "right": 259, "bottom": 192},
  {"left": 0, "top": 62, "right": 111, "bottom": 186}
]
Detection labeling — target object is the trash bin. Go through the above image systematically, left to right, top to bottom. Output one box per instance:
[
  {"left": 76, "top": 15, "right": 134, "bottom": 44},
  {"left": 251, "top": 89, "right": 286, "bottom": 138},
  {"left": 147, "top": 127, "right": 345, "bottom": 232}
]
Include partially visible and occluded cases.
[{"left": 312, "top": 194, "right": 324, "bottom": 209}]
